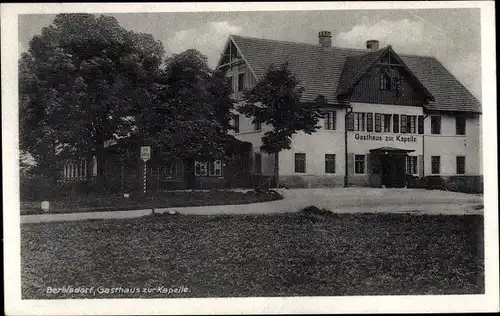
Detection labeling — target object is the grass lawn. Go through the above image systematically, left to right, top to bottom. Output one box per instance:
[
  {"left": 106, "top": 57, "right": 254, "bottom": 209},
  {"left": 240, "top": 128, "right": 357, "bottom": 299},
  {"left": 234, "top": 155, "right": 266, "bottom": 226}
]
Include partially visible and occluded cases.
[
  {"left": 20, "top": 190, "right": 282, "bottom": 215},
  {"left": 21, "top": 212, "right": 484, "bottom": 299}
]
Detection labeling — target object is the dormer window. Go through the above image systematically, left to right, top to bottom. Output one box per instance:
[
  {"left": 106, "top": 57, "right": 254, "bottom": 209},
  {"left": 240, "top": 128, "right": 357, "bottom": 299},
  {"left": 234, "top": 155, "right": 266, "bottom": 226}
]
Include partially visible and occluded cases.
[{"left": 380, "top": 72, "right": 392, "bottom": 90}]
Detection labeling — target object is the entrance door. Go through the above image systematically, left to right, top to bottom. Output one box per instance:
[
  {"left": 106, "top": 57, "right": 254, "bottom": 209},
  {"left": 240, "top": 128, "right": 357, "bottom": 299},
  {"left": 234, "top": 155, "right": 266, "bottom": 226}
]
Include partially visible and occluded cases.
[
  {"left": 381, "top": 154, "right": 406, "bottom": 188},
  {"left": 381, "top": 155, "right": 392, "bottom": 187}
]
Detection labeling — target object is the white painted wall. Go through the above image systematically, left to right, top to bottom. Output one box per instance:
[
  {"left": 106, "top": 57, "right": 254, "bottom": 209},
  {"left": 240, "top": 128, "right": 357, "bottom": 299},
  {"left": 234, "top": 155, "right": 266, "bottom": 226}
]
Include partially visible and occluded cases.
[
  {"left": 279, "top": 107, "right": 346, "bottom": 176},
  {"left": 424, "top": 114, "right": 481, "bottom": 176}
]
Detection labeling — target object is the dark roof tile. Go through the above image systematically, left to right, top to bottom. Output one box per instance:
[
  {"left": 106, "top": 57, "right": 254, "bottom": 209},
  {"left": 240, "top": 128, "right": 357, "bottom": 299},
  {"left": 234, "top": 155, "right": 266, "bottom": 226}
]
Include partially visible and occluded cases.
[{"left": 229, "top": 35, "right": 481, "bottom": 113}]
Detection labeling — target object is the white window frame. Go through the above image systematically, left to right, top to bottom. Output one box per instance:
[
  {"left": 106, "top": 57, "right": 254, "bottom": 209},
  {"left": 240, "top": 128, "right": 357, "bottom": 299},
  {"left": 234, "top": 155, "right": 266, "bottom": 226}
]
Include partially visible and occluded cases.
[
  {"left": 324, "top": 111, "right": 336, "bottom": 130},
  {"left": 353, "top": 112, "right": 366, "bottom": 131},
  {"left": 431, "top": 116, "right": 441, "bottom": 135},
  {"left": 254, "top": 120, "right": 262, "bottom": 132},
  {"left": 325, "top": 154, "right": 336, "bottom": 174},
  {"left": 354, "top": 155, "right": 365, "bottom": 174},
  {"left": 406, "top": 156, "right": 418, "bottom": 175},
  {"left": 431, "top": 156, "right": 441, "bottom": 174},
  {"left": 456, "top": 156, "right": 466, "bottom": 175},
  {"left": 195, "top": 160, "right": 222, "bottom": 177},
  {"left": 194, "top": 161, "right": 208, "bottom": 176}
]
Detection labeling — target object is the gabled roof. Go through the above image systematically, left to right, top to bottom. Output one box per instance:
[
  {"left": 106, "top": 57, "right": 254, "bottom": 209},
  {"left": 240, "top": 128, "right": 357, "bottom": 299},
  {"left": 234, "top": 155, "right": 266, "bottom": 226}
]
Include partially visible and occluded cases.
[
  {"left": 225, "top": 35, "right": 481, "bottom": 113},
  {"left": 336, "top": 46, "right": 434, "bottom": 101},
  {"left": 336, "top": 47, "right": 390, "bottom": 96}
]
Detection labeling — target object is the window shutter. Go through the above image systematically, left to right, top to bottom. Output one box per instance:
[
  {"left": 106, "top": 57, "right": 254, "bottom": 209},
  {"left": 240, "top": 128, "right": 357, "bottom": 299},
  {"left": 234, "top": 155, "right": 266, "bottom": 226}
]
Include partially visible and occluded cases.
[
  {"left": 346, "top": 113, "right": 354, "bottom": 131},
  {"left": 366, "top": 113, "right": 373, "bottom": 132},
  {"left": 375, "top": 113, "right": 381, "bottom": 132},
  {"left": 393, "top": 114, "right": 399, "bottom": 133},
  {"left": 401, "top": 115, "right": 407, "bottom": 133},
  {"left": 418, "top": 115, "right": 424, "bottom": 134}
]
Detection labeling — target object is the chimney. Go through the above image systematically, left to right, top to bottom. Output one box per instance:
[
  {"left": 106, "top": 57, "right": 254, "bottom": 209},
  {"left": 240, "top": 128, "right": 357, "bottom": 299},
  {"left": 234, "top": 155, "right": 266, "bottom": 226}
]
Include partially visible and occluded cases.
[
  {"left": 318, "top": 31, "right": 332, "bottom": 48},
  {"left": 366, "top": 40, "right": 380, "bottom": 51}
]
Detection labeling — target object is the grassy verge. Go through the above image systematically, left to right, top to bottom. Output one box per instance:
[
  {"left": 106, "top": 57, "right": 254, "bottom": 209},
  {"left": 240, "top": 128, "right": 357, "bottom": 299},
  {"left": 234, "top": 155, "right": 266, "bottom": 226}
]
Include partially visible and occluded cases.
[
  {"left": 21, "top": 190, "right": 282, "bottom": 215},
  {"left": 21, "top": 212, "right": 484, "bottom": 298}
]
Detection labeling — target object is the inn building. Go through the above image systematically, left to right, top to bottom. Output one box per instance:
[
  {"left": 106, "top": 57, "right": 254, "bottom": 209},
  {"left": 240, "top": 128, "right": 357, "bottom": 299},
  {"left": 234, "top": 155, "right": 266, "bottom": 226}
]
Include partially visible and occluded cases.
[{"left": 217, "top": 31, "right": 482, "bottom": 188}]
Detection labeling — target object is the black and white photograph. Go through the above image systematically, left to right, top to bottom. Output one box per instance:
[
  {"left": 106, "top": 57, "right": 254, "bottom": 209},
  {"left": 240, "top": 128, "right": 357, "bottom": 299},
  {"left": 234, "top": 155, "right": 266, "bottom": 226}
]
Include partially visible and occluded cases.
[{"left": 2, "top": 2, "right": 498, "bottom": 315}]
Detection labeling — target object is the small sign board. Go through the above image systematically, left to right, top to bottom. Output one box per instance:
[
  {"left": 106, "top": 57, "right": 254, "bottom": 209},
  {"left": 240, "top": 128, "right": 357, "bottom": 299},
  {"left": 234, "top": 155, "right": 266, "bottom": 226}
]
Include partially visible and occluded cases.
[{"left": 140, "top": 146, "right": 151, "bottom": 161}]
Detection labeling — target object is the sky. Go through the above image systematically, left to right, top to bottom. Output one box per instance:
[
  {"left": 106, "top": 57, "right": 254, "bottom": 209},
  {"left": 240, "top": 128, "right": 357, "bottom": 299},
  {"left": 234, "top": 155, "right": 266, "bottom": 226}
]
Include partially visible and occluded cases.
[{"left": 18, "top": 9, "right": 481, "bottom": 100}]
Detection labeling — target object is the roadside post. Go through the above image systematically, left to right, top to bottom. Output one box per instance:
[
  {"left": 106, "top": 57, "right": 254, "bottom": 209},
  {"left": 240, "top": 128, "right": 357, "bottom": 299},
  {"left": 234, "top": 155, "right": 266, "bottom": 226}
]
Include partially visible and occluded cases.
[{"left": 140, "top": 146, "right": 151, "bottom": 194}]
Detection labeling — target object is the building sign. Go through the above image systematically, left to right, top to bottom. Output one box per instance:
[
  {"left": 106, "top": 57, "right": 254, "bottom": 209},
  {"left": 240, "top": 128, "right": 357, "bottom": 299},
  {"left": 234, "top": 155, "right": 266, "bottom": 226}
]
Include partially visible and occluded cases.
[
  {"left": 354, "top": 133, "right": 417, "bottom": 143},
  {"left": 140, "top": 146, "right": 151, "bottom": 161}
]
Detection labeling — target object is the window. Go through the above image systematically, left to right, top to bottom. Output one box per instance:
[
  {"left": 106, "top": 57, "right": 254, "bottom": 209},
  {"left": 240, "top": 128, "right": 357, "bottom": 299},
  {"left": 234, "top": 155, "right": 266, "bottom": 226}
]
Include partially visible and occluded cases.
[
  {"left": 380, "top": 72, "right": 392, "bottom": 90},
  {"left": 237, "top": 73, "right": 245, "bottom": 92},
  {"left": 324, "top": 111, "right": 336, "bottom": 130},
  {"left": 346, "top": 112, "right": 354, "bottom": 131},
  {"left": 353, "top": 112, "right": 365, "bottom": 131},
  {"left": 366, "top": 113, "right": 373, "bottom": 132},
  {"left": 374, "top": 113, "right": 381, "bottom": 132},
  {"left": 383, "top": 114, "right": 392, "bottom": 132},
  {"left": 393, "top": 114, "right": 399, "bottom": 133},
  {"left": 233, "top": 115, "right": 240, "bottom": 133},
  {"left": 400, "top": 115, "right": 407, "bottom": 133},
  {"left": 406, "top": 115, "right": 417, "bottom": 134},
  {"left": 418, "top": 115, "right": 424, "bottom": 134},
  {"left": 431, "top": 116, "right": 441, "bottom": 134},
  {"left": 456, "top": 116, "right": 466, "bottom": 135},
  {"left": 254, "top": 120, "right": 262, "bottom": 131},
  {"left": 255, "top": 153, "right": 262, "bottom": 174},
  {"left": 295, "top": 153, "right": 306, "bottom": 173},
  {"left": 325, "top": 154, "right": 336, "bottom": 173},
  {"left": 355, "top": 155, "right": 365, "bottom": 174},
  {"left": 406, "top": 156, "right": 418, "bottom": 175},
  {"left": 431, "top": 156, "right": 440, "bottom": 174},
  {"left": 456, "top": 156, "right": 466, "bottom": 174},
  {"left": 209, "top": 160, "right": 222, "bottom": 176},
  {"left": 163, "top": 161, "right": 183, "bottom": 178},
  {"left": 194, "top": 161, "right": 207, "bottom": 176},
  {"left": 195, "top": 161, "right": 222, "bottom": 176},
  {"left": 164, "top": 162, "right": 175, "bottom": 178}
]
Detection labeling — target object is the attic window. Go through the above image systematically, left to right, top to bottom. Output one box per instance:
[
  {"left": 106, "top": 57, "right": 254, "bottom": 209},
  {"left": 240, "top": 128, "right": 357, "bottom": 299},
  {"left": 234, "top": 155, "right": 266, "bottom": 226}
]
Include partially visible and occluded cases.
[{"left": 380, "top": 72, "right": 392, "bottom": 90}]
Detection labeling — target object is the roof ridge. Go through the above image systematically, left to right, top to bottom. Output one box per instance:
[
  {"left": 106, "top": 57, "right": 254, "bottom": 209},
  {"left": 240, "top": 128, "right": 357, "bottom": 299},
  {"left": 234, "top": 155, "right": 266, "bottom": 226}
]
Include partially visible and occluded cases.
[
  {"left": 230, "top": 34, "right": 437, "bottom": 59},
  {"left": 230, "top": 34, "right": 368, "bottom": 53}
]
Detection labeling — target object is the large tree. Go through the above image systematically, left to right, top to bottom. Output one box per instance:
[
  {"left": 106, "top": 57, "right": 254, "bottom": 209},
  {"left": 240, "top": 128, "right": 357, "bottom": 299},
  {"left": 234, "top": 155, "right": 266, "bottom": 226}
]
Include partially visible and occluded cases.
[
  {"left": 19, "top": 13, "right": 164, "bottom": 188},
  {"left": 138, "top": 49, "right": 237, "bottom": 167},
  {"left": 239, "top": 62, "right": 324, "bottom": 188}
]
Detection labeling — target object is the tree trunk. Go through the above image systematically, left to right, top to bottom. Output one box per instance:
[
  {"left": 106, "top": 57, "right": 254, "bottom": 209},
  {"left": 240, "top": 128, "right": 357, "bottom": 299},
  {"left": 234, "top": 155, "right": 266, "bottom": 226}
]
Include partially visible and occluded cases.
[{"left": 274, "top": 151, "right": 279, "bottom": 189}]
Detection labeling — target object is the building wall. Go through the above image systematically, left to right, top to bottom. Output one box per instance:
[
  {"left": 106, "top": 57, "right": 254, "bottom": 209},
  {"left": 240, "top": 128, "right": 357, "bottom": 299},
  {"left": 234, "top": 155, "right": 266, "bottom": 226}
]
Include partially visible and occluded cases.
[
  {"left": 223, "top": 60, "right": 481, "bottom": 188},
  {"left": 279, "top": 103, "right": 480, "bottom": 188},
  {"left": 279, "top": 106, "right": 346, "bottom": 187},
  {"left": 424, "top": 114, "right": 482, "bottom": 176}
]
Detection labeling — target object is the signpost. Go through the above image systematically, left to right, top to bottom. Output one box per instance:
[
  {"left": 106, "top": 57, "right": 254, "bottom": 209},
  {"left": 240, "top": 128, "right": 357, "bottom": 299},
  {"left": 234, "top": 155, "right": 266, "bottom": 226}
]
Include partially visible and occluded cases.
[{"left": 140, "top": 146, "right": 151, "bottom": 194}]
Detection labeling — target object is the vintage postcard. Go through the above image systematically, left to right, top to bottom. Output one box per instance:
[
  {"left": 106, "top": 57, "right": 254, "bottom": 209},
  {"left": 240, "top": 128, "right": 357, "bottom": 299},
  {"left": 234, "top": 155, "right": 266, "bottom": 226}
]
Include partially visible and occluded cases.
[{"left": 2, "top": 1, "right": 498, "bottom": 315}]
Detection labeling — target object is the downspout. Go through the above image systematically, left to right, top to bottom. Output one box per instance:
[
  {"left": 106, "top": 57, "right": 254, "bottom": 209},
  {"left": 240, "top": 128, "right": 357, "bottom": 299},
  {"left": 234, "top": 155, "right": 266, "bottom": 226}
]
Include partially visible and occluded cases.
[
  {"left": 344, "top": 102, "right": 353, "bottom": 187},
  {"left": 422, "top": 113, "right": 429, "bottom": 179}
]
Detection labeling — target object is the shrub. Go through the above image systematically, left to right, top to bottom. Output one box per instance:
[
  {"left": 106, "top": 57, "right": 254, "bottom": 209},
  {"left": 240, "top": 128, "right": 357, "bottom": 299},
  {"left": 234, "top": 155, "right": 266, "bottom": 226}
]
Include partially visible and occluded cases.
[
  {"left": 421, "top": 176, "right": 447, "bottom": 190},
  {"left": 300, "top": 205, "right": 332, "bottom": 216}
]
